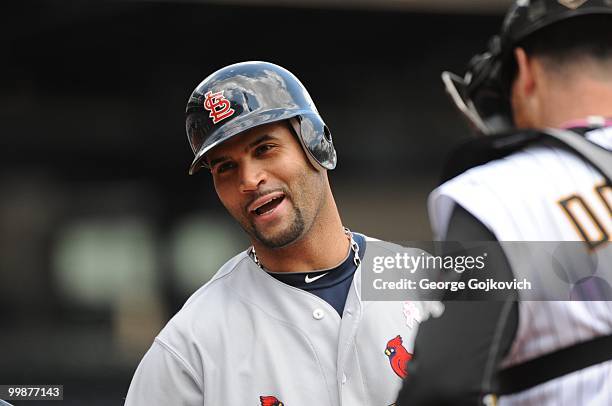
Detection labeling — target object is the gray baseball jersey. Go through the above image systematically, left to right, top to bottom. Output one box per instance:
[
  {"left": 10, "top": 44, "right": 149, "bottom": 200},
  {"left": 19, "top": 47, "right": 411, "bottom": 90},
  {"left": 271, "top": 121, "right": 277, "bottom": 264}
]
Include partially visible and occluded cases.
[
  {"left": 429, "top": 127, "right": 612, "bottom": 405},
  {"left": 125, "top": 236, "right": 420, "bottom": 406}
]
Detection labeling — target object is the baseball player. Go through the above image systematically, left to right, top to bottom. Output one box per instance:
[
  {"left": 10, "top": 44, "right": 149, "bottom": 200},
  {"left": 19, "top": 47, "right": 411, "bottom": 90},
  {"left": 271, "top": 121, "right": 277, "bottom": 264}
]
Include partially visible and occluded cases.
[
  {"left": 397, "top": 1, "right": 612, "bottom": 405},
  {"left": 124, "top": 61, "right": 421, "bottom": 406}
]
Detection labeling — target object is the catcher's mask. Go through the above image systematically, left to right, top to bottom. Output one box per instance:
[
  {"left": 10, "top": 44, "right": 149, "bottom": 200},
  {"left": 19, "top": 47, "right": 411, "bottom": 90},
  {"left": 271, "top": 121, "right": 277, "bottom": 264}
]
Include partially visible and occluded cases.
[{"left": 442, "top": 0, "right": 612, "bottom": 136}]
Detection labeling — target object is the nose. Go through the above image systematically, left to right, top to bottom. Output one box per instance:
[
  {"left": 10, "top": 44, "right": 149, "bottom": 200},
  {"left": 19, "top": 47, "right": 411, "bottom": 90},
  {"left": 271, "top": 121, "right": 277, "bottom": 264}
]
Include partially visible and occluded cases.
[{"left": 239, "top": 160, "right": 266, "bottom": 193}]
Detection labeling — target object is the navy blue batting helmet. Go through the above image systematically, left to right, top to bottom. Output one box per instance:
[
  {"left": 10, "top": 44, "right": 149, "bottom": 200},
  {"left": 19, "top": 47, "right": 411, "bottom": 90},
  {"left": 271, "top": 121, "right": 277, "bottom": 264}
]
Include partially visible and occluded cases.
[{"left": 185, "top": 61, "right": 336, "bottom": 175}]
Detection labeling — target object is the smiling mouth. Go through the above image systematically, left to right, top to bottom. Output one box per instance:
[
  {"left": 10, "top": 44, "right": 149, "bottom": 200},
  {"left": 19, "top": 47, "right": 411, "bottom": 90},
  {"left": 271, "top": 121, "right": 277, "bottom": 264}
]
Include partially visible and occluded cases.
[{"left": 251, "top": 194, "right": 286, "bottom": 216}]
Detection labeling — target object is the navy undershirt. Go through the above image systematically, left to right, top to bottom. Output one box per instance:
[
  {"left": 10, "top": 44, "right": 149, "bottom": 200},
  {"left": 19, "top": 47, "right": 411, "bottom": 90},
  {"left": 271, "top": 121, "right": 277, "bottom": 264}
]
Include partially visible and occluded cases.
[{"left": 267, "top": 233, "right": 366, "bottom": 317}]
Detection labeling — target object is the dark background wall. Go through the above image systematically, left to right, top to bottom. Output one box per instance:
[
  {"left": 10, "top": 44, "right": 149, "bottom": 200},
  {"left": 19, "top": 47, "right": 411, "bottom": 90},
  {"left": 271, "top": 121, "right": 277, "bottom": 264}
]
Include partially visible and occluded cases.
[{"left": 1, "top": 1, "right": 504, "bottom": 404}]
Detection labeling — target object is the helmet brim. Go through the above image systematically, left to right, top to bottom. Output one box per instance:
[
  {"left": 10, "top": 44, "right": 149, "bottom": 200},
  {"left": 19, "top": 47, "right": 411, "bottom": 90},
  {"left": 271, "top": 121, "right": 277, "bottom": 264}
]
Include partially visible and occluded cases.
[{"left": 188, "top": 108, "right": 313, "bottom": 175}]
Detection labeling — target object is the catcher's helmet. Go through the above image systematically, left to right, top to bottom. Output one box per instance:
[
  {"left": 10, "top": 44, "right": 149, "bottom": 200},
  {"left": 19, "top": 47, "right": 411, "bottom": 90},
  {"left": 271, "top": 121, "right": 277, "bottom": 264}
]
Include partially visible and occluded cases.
[
  {"left": 442, "top": 0, "right": 612, "bottom": 135},
  {"left": 185, "top": 61, "right": 336, "bottom": 175}
]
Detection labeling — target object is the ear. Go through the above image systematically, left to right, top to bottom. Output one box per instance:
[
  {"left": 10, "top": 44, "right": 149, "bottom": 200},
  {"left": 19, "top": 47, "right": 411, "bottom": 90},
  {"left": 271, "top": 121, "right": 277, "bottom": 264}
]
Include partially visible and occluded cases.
[{"left": 513, "top": 47, "right": 537, "bottom": 98}]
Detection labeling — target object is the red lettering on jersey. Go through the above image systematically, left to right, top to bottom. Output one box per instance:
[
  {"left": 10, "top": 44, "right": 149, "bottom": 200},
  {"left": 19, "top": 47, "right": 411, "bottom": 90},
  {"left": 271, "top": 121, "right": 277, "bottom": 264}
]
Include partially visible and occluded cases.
[{"left": 203, "top": 90, "right": 235, "bottom": 124}]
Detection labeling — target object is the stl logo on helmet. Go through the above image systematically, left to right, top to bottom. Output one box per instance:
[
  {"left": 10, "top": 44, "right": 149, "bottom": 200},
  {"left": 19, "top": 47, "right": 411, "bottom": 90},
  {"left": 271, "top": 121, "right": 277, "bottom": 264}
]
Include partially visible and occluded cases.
[{"left": 203, "top": 90, "right": 235, "bottom": 124}]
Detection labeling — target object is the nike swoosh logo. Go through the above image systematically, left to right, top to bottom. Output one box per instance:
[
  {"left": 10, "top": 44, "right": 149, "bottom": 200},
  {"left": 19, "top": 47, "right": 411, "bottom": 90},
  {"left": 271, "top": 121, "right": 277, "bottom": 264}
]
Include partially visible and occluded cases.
[{"left": 305, "top": 272, "right": 329, "bottom": 284}]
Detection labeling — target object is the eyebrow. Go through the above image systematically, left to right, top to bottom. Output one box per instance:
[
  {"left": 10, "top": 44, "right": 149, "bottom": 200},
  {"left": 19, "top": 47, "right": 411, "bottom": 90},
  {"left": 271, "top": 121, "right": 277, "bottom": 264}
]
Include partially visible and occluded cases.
[
  {"left": 208, "top": 134, "right": 277, "bottom": 169},
  {"left": 247, "top": 134, "right": 276, "bottom": 150},
  {"left": 208, "top": 155, "right": 229, "bottom": 169}
]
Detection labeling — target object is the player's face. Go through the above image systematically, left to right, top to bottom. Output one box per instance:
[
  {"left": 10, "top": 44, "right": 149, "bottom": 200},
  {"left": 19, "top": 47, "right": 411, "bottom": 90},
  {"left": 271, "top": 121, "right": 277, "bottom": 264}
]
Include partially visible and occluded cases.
[{"left": 206, "top": 121, "right": 326, "bottom": 249}]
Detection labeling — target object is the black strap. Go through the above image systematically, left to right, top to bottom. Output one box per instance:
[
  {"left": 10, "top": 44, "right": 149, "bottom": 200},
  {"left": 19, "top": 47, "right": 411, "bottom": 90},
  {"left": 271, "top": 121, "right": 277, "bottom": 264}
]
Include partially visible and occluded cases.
[
  {"left": 441, "top": 128, "right": 612, "bottom": 185},
  {"left": 543, "top": 128, "right": 612, "bottom": 185},
  {"left": 440, "top": 131, "right": 539, "bottom": 183},
  {"left": 496, "top": 334, "right": 612, "bottom": 395}
]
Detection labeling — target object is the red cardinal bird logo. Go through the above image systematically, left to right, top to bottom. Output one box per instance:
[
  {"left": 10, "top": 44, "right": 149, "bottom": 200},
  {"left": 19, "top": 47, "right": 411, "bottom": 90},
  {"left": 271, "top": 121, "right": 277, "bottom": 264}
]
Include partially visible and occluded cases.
[
  {"left": 385, "top": 335, "right": 413, "bottom": 379},
  {"left": 260, "top": 395, "right": 284, "bottom": 406}
]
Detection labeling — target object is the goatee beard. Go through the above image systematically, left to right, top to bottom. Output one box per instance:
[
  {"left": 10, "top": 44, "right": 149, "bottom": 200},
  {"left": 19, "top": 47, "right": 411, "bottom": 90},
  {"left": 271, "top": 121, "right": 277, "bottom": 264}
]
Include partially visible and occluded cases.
[{"left": 252, "top": 206, "right": 305, "bottom": 249}]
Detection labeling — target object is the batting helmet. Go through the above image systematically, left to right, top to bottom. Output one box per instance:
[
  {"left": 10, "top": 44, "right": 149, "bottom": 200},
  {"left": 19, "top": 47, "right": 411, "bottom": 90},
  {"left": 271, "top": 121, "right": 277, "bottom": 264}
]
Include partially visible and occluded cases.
[
  {"left": 442, "top": 0, "right": 612, "bottom": 135},
  {"left": 185, "top": 61, "right": 336, "bottom": 175}
]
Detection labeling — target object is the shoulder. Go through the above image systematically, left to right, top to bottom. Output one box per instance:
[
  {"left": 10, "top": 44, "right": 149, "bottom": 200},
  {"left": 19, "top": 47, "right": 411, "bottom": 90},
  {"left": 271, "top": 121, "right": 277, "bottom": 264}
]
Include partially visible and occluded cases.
[
  {"left": 440, "top": 126, "right": 610, "bottom": 187},
  {"left": 439, "top": 130, "right": 542, "bottom": 183},
  {"left": 429, "top": 137, "right": 605, "bottom": 240},
  {"left": 433, "top": 138, "right": 596, "bottom": 203},
  {"left": 427, "top": 147, "right": 549, "bottom": 239},
  {"left": 358, "top": 233, "right": 429, "bottom": 257},
  {"left": 154, "top": 250, "right": 252, "bottom": 354},
  {"left": 181, "top": 250, "right": 250, "bottom": 308},
  {"left": 141, "top": 251, "right": 259, "bottom": 382},
  {"left": 127, "top": 252, "right": 253, "bottom": 401}
]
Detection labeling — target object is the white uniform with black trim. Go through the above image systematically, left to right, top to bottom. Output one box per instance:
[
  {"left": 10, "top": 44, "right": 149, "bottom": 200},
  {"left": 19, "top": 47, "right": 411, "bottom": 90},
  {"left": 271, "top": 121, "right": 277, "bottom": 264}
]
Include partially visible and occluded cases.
[
  {"left": 429, "top": 127, "right": 612, "bottom": 405},
  {"left": 125, "top": 236, "right": 419, "bottom": 406}
]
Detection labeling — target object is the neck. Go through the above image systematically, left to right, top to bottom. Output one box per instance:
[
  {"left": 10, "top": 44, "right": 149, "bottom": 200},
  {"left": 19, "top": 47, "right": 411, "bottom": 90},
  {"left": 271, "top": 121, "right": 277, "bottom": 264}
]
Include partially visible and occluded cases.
[
  {"left": 536, "top": 74, "right": 612, "bottom": 128},
  {"left": 251, "top": 193, "right": 349, "bottom": 273}
]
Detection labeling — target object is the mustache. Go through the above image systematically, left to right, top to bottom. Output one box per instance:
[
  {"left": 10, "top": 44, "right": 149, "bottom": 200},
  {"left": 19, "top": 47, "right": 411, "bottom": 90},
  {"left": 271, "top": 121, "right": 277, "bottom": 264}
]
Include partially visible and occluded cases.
[{"left": 243, "top": 187, "right": 289, "bottom": 215}]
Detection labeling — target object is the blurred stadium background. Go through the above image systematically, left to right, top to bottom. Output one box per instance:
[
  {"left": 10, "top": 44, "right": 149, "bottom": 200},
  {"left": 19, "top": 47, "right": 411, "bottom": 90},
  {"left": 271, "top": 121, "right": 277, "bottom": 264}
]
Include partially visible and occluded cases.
[{"left": 1, "top": 0, "right": 510, "bottom": 404}]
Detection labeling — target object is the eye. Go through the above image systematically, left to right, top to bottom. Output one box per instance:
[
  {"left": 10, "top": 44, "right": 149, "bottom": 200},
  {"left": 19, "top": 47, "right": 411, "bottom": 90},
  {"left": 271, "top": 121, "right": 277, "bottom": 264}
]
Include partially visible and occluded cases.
[
  {"left": 254, "top": 144, "right": 275, "bottom": 157},
  {"left": 215, "top": 161, "right": 236, "bottom": 174}
]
